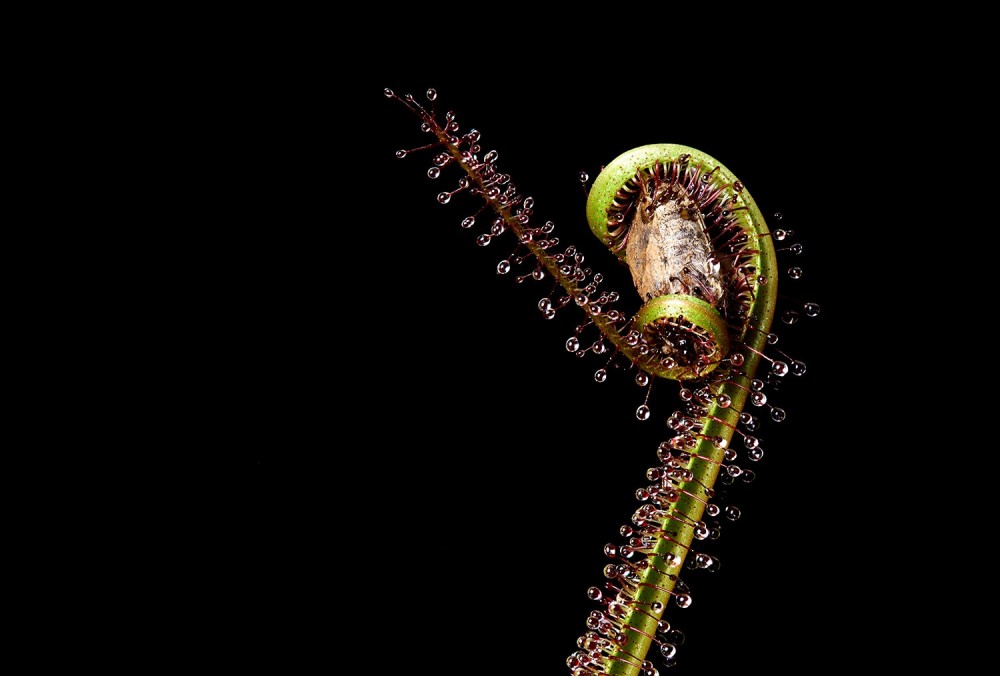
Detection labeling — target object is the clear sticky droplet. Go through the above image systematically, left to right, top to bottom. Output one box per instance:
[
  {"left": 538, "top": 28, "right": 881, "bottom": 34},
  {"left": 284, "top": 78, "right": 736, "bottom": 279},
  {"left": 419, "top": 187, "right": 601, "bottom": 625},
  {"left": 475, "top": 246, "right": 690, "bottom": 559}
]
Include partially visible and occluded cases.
[
  {"left": 383, "top": 88, "right": 394, "bottom": 97},
  {"left": 426, "top": 88, "right": 437, "bottom": 101},
  {"left": 420, "top": 122, "right": 431, "bottom": 133},
  {"left": 395, "top": 150, "right": 407, "bottom": 159},
  {"left": 484, "top": 150, "right": 498, "bottom": 163},
  {"left": 427, "top": 167, "right": 441, "bottom": 179},
  {"left": 578, "top": 171, "right": 589, "bottom": 183},
  {"left": 436, "top": 192, "right": 451, "bottom": 204},
  {"left": 773, "top": 212, "right": 784, "bottom": 221},
  {"left": 475, "top": 234, "right": 490, "bottom": 246},
  {"left": 790, "top": 243, "right": 804, "bottom": 255},
  {"left": 496, "top": 260, "right": 511, "bottom": 275},
  {"left": 788, "top": 266, "right": 803, "bottom": 279},
  {"left": 532, "top": 269, "right": 545, "bottom": 281},
  {"left": 804, "top": 302, "right": 821, "bottom": 317},
  {"left": 542, "top": 308, "right": 556, "bottom": 320},
  {"left": 781, "top": 310, "right": 801, "bottom": 325},
  {"left": 767, "top": 333, "right": 779, "bottom": 345},
  {"left": 566, "top": 337, "right": 580, "bottom": 352},
  {"left": 729, "top": 353, "right": 744, "bottom": 367},
  {"left": 791, "top": 360, "right": 807, "bottom": 376},
  {"left": 772, "top": 361, "right": 788, "bottom": 376},
  {"left": 594, "top": 369, "right": 607, "bottom": 383},
  {"left": 635, "top": 372, "right": 650, "bottom": 387},
  {"left": 751, "top": 392, "right": 767, "bottom": 406},
  {"left": 716, "top": 394, "right": 731, "bottom": 408},
  {"left": 636, "top": 405, "right": 651, "bottom": 421},
  {"left": 770, "top": 407, "right": 786, "bottom": 422},
  {"left": 744, "top": 435, "right": 759, "bottom": 450},
  {"left": 748, "top": 448, "right": 764, "bottom": 461},
  {"left": 727, "top": 464, "right": 743, "bottom": 477},
  {"left": 726, "top": 505, "right": 742, "bottom": 521},
  {"left": 587, "top": 586, "right": 603, "bottom": 601},
  {"left": 674, "top": 593, "right": 692, "bottom": 609},
  {"left": 660, "top": 643, "right": 678, "bottom": 660}
]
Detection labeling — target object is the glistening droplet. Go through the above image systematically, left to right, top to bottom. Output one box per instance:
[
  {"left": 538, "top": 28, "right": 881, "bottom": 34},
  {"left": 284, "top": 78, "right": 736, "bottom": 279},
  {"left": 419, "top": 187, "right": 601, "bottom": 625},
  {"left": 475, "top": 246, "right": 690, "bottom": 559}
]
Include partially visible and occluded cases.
[
  {"left": 426, "top": 88, "right": 437, "bottom": 101},
  {"left": 496, "top": 260, "right": 511, "bottom": 275},
  {"left": 788, "top": 266, "right": 803, "bottom": 279},
  {"left": 804, "top": 302, "right": 821, "bottom": 317},
  {"left": 566, "top": 337, "right": 580, "bottom": 352},
  {"left": 594, "top": 369, "right": 607, "bottom": 383},
  {"left": 636, "top": 405, "right": 651, "bottom": 421}
]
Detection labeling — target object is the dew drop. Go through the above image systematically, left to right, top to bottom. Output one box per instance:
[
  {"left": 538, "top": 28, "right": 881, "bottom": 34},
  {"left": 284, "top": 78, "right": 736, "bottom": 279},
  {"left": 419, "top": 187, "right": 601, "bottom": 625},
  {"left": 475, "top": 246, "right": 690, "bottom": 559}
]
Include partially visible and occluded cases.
[
  {"left": 426, "top": 88, "right": 437, "bottom": 101},
  {"left": 427, "top": 167, "right": 441, "bottom": 179},
  {"left": 476, "top": 234, "right": 491, "bottom": 246},
  {"left": 496, "top": 260, "right": 511, "bottom": 275},
  {"left": 788, "top": 266, "right": 803, "bottom": 279},
  {"left": 804, "top": 302, "right": 821, "bottom": 317},
  {"left": 781, "top": 310, "right": 801, "bottom": 325},
  {"left": 566, "top": 337, "right": 580, "bottom": 352},
  {"left": 772, "top": 360, "right": 789, "bottom": 376},
  {"left": 635, "top": 372, "right": 650, "bottom": 387},
  {"left": 636, "top": 405, "right": 651, "bottom": 421},
  {"left": 770, "top": 407, "right": 787, "bottom": 422}
]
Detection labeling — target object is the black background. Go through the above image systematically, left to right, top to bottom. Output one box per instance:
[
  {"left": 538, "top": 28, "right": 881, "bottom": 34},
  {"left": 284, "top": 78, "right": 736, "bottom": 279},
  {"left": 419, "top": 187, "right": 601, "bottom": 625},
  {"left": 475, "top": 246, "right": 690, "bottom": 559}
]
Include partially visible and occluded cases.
[{"left": 216, "top": 68, "right": 942, "bottom": 672}]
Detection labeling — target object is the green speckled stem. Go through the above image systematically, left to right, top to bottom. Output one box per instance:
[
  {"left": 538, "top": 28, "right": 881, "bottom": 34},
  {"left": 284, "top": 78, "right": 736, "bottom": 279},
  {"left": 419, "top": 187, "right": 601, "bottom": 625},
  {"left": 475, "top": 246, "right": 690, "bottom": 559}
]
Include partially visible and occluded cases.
[{"left": 599, "top": 146, "right": 778, "bottom": 676}]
